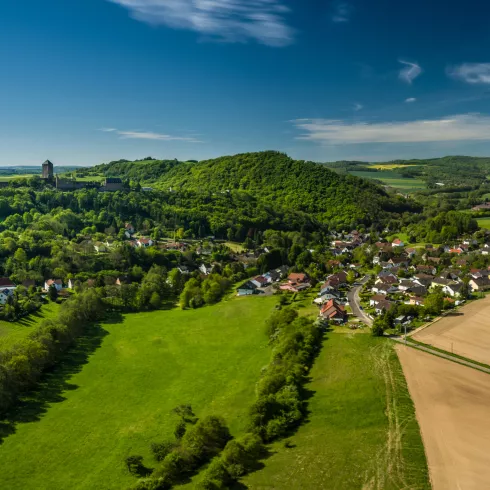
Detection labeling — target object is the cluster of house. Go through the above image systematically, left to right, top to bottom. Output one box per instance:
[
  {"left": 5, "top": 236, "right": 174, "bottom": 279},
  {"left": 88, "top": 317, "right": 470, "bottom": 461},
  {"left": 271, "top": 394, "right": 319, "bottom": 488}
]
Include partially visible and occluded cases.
[
  {"left": 369, "top": 240, "right": 490, "bottom": 315},
  {"left": 237, "top": 266, "right": 290, "bottom": 295}
]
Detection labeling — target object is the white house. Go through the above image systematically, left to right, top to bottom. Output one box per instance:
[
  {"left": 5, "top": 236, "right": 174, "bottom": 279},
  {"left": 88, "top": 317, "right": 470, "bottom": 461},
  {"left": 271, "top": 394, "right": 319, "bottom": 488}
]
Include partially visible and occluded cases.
[
  {"left": 137, "top": 237, "right": 154, "bottom": 248},
  {"left": 392, "top": 238, "right": 405, "bottom": 247},
  {"left": 199, "top": 264, "right": 214, "bottom": 275},
  {"left": 45, "top": 279, "right": 63, "bottom": 291},
  {"left": 442, "top": 283, "right": 463, "bottom": 297},
  {"left": 0, "top": 288, "right": 13, "bottom": 305}
]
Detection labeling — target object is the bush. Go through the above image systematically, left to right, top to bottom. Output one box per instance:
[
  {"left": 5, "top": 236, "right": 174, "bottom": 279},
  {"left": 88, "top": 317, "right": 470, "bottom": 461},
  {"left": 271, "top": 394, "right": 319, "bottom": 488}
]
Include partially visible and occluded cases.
[
  {"left": 150, "top": 441, "right": 176, "bottom": 462},
  {"left": 125, "top": 455, "right": 148, "bottom": 476}
]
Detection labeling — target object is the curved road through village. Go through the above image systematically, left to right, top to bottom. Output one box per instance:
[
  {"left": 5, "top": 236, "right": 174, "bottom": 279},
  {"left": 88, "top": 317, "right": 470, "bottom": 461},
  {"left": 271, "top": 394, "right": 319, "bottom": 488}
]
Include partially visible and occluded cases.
[{"left": 347, "top": 275, "right": 373, "bottom": 326}]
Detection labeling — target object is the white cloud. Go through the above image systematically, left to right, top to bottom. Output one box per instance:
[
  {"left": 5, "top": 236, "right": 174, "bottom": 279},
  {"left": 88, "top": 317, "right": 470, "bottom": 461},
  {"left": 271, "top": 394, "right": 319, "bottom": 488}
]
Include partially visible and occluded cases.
[
  {"left": 107, "top": 0, "right": 294, "bottom": 47},
  {"left": 332, "top": 2, "right": 353, "bottom": 23},
  {"left": 398, "top": 60, "right": 422, "bottom": 84},
  {"left": 448, "top": 63, "right": 490, "bottom": 84},
  {"left": 405, "top": 98, "right": 416, "bottom": 103},
  {"left": 353, "top": 103, "right": 363, "bottom": 111},
  {"left": 291, "top": 114, "right": 490, "bottom": 144},
  {"left": 100, "top": 128, "right": 202, "bottom": 143},
  {"left": 100, "top": 128, "right": 117, "bottom": 132}
]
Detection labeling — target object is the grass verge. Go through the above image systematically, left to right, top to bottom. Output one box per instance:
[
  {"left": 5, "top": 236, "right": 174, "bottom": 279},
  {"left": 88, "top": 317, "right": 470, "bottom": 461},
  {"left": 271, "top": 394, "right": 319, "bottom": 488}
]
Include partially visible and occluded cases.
[
  {"left": 0, "top": 302, "right": 60, "bottom": 350},
  {"left": 243, "top": 333, "right": 430, "bottom": 489}
]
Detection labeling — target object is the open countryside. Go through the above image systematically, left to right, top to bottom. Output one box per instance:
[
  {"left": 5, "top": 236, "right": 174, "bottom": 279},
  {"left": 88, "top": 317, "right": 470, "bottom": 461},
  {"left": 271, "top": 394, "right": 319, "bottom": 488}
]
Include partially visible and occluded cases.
[
  {"left": 3, "top": 1, "right": 490, "bottom": 487},
  {"left": 412, "top": 295, "right": 490, "bottom": 365},
  {"left": 0, "top": 297, "right": 276, "bottom": 489},
  {"left": 244, "top": 334, "right": 430, "bottom": 490},
  {"left": 397, "top": 346, "right": 490, "bottom": 490}
]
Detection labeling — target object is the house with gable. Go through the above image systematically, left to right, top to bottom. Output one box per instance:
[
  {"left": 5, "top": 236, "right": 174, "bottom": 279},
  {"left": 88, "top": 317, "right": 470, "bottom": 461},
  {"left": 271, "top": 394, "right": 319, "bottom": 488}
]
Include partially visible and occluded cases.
[{"left": 319, "top": 299, "right": 347, "bottom": 324}]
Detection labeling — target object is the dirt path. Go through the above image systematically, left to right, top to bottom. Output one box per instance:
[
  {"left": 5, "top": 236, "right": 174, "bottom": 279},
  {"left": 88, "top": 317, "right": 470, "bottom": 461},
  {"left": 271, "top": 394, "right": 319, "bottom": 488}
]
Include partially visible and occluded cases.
[{"left": 397, "top": 345, "right": 490, "bottom": 490}]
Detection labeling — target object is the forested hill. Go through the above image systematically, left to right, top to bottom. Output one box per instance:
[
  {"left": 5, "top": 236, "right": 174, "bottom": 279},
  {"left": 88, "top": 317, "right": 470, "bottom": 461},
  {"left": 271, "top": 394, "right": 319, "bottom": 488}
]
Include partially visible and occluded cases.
[
  {"left": 95, "top": 151, "right": 416, "bottom": 229},
  {"left": 89, "top": 157, "right": 183, "bottom": 182}
]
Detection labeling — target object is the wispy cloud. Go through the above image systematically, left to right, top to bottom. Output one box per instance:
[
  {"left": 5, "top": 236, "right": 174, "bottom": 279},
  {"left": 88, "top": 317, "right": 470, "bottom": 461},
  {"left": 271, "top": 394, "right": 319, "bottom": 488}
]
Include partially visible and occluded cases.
[
  {"left": 107, "top": 0, "right": 294, "bottom": 47},
  {"left": 332, "top": 1, "right": 353, "bottom": 23},
  {"left": 398, "top": 60, "right": 422, "bottom": 84},
  {"left": 448, "top": 63, "right": 490, "bottom": 84},
  {"left": 405, "top": 98, "right": 416, "bottom": 103},
  {"left": 353, "top": 103, "right": 363, "bottom": 111},
  {"left": 291, "top": 114, "right": 490, "bottom": 144},
  {"left": 100, "top": 127, "right": 117, "bottom": 132},
  {"left": 100, "top": 128, "right": 203, "bottom": 143}
]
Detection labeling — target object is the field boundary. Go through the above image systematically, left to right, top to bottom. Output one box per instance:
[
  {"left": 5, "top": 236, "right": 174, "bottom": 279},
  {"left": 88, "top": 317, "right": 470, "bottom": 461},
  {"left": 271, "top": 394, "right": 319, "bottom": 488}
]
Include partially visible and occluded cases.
[{"left": 391, "top": 337, "right": 490, "bottom": 375}]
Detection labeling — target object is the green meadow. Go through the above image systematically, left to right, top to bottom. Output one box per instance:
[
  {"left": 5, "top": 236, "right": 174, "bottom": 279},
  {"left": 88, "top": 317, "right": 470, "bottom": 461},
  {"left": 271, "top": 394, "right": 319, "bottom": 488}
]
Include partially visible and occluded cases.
[
  {"left": 349, "top": 171, "right": 426, "bottom": 191},
  {"left": 478, "top": 217, "right": 490, "bottom": 230},
  {"left": 0, "top": 296, "right": 277, "bottom": 490},
  {"left": 0, "top": 302, "right": 60, "bottom": 350},
  {"left": 244, "top": 333, "right": 430, "bottom": 490}
]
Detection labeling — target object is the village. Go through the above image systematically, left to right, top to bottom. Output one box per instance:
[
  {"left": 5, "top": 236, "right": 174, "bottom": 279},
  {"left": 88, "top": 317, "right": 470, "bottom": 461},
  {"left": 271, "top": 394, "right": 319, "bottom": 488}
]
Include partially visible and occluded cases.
[
  {"left": 0, "top": 216, "right": 489, "bottom": 338},
  {"left": 236, "top": 229, "right": 490, "bottom": 334}
]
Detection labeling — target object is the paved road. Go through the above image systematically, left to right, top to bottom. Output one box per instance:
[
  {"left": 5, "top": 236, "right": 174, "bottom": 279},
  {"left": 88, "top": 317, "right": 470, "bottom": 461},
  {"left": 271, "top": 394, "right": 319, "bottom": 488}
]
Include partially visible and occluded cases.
[
  {"left": 347, "top": 275, "right": 373, "bottom": 326},
  {"left": 392, "top": 337, "right": 490, "bottom": 375}
]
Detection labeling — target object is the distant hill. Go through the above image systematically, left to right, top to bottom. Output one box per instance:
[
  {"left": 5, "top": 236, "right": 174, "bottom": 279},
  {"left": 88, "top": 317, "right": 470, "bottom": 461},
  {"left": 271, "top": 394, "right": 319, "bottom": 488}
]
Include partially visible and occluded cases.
[
  {"left": 93, "top": 151, "right": 417, "bottom": 228},
  {"left": 323, "top": 155, "right": 490, "bottom": 188}
]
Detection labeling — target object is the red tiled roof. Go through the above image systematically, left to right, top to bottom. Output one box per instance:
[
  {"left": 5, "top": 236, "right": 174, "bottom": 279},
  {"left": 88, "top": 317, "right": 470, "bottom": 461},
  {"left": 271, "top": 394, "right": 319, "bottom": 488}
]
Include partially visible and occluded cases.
[{"left": 0, "top": 278, "right": 15, "bottom": 287}]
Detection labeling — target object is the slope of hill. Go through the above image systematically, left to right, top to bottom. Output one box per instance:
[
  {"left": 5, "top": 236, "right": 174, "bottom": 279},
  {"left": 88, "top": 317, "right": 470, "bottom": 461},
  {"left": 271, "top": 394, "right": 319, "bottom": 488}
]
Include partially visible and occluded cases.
[
  {"left": 94, "top": 152, "right": 415, "bottom": 229},
  {"left": 324, "top": 155, "right": 490, "bottom": 189}
]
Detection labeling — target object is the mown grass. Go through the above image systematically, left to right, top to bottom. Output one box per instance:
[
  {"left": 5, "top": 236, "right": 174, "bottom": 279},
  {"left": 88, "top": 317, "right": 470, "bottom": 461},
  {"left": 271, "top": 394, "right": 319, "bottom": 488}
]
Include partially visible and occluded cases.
[
  {"left": 478, "top": 217, "right": 490, "bottom": 230},
  {"left": 0, "top": 296, "right": 277, "bottom": 490},
  {"left": 0, "top": 302, "right": 60, "bottom": 350},
  {"left": 243, "top": 334, "right": 430, "bottom": 489}
]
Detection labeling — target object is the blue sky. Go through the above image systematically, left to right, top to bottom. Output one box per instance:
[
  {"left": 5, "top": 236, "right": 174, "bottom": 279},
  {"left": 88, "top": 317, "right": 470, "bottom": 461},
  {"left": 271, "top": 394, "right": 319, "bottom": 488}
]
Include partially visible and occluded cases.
[{"left": 2, "top": 0, "right": 490, "bottom": 166}]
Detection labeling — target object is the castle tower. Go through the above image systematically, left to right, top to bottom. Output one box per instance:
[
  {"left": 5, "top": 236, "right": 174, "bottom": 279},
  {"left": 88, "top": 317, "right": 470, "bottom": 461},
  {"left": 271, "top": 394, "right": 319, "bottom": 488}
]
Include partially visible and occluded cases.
[{"left": 42, "top": 160, "right": 54, "bottom": 180}]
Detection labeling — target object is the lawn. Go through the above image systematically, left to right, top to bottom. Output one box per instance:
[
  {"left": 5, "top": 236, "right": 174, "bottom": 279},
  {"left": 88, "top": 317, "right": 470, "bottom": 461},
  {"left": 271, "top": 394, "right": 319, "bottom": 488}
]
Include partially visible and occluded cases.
[
  {"left": 349, "top": 171, "right": 426, "bottom": 191},
  {"left": 0, "top": 174, "right": 37, "bottom": 181},
  {"left": 478, "top": 217, "right": 490, "bottom": 230},
  {"left": 225, "top": 241, "right": 245, "bottom": 253},
  {"left": 0, "top": 296, "right": 277, "bottom": 490},
  {"left": 0, "top": 302, "right": 60, "bottom": 350},
  {"left": 243, "top": 333, "right": 430, "bottom": 489}
]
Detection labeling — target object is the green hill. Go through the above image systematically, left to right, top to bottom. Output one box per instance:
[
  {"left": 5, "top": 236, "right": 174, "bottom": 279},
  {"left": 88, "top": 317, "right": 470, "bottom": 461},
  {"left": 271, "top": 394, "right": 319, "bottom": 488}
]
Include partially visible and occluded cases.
[{"left": 93, "top": 152, "right": 417, "bottom": 229}]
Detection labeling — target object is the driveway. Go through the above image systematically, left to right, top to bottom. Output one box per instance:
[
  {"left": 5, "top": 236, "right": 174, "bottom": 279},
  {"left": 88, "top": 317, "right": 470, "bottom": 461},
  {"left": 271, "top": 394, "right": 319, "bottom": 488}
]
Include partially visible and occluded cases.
[{"left": 347, "top": 275, "right": 373, "bottom": 325}]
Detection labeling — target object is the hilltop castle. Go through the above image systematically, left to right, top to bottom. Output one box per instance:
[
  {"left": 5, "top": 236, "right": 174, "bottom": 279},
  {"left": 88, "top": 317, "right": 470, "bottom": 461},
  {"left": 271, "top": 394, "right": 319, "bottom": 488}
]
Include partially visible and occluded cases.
[{"left": 41, "top": 160, "right": 124, "bottom": 192}]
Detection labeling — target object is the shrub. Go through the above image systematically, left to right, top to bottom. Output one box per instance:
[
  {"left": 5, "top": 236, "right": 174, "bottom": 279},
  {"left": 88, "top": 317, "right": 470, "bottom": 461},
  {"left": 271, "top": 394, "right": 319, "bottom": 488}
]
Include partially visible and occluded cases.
[
  {"left": 150, "top": 441, "right": 176, "bottom": 462},
  {"left": 125, "top": 455, "right": 147, "bottom": 476}
]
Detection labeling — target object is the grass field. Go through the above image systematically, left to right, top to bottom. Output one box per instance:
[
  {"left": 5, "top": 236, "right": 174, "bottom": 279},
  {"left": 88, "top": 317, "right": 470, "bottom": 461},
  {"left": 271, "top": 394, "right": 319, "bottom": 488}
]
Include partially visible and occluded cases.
[
  {"left": 368, "top": 164, "right": 422, "bottom": 170},
  {"left": 349, "top": 171, "right": 426, "bottom": 191},
  {"left": 0, "top": 174, "right": 36, "bottom": 182},
  {"left": 478, "top": 217, "right": 490, "bottom": 229},
  {"left": 225, "top": 241, "right": 245, "bottom": 253},
  {"left": 0, "top": 296, "right": 277, "bottom": 490},
  {"left": 0, "top": 302, "right": 60, "bottom": 350},
  {"left": 244, "top": 333, "right": 430, "bottom": 489}
]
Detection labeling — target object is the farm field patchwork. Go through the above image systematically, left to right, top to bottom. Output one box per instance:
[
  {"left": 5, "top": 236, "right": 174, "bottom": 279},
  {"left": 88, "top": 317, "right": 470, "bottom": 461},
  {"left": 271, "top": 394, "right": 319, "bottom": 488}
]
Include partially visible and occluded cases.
[
  {"left": 349, "top": 171, "right": 426, "bottom": 191},
  {"left": 413, "top": 295, "right": 490, "bottom": 365},
  {"left": 0, "top": 296, "right": 277, "bottom": 490},
  {"left": 0, "top": 302, "right": 60, "bottom": 350},
  {"left": 243, "top": 333, "right": 430, "bottom": 490},
  {"left": 397, "top": 345, "right": 490, "bottom": 490}
]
